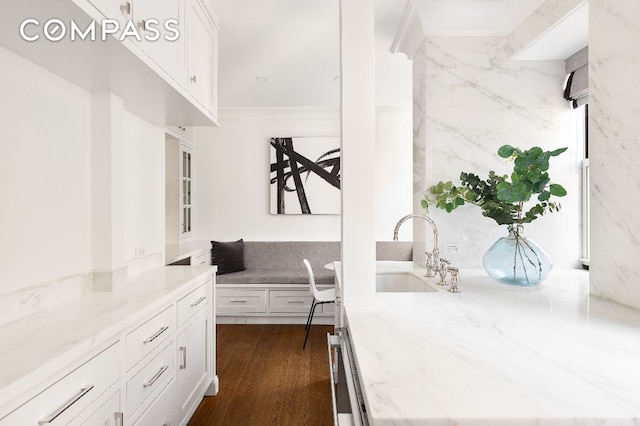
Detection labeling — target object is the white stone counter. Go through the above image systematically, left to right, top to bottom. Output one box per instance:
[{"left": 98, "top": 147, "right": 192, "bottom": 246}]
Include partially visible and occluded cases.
[
  {"left": 165, "top": 240, "right": 211, "bottom": 264},
  {"left": 340, "top": 262, "right": 640, "bottom": 425},
  {"left": 0, "top": 265, "right": 215, "bottom": 415}
]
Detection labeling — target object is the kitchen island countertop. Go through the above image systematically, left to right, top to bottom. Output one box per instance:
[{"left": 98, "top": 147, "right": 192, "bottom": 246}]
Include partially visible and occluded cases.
[{"left": 337, "top": 261, "right": 640, "bottom": 425}]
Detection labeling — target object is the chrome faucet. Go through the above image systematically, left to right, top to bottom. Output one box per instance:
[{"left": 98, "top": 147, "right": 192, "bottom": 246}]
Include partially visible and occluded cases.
[{"left": 393, "top": 213, "right": 440, "bottom": 275}]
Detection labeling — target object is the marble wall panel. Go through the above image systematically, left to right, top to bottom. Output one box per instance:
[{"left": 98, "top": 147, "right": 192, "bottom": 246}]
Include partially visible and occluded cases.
[
  {"left": 589, "top": 0, "right": 640, "bottom": 308},
  {"left": 413, "top": 36, "right": 582, "bottom": 269}
]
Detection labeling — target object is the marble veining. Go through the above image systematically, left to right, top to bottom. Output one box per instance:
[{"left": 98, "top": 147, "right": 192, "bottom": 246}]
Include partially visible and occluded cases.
[
  {"left": 589, "top": 0, "right": 640, "bottom": 310},
  {"left": 412, "top": 35, "right": 581, "bottom": 270},
  {"left": 341, "top": 262, "right": 640, "bottom": 425},
  {"left": 0, "top": 265, "right": 215, "bottom": 416},
  {"left": 0, "top": 273, "right": 88, "bottom": 327}
]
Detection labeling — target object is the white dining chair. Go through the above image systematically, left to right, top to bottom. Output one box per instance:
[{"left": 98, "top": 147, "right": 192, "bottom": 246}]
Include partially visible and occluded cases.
[{"left": 302, "top": 258, "right": 336, "bottom": 349}]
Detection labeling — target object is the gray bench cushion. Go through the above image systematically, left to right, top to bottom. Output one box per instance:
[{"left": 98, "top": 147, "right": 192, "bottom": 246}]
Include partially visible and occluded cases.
[
  {"left": 214, "top": 240, "right": 413, "bottom": 285},
  {"left": 216, "top": 267, "right": 335, "bottom": 285}
]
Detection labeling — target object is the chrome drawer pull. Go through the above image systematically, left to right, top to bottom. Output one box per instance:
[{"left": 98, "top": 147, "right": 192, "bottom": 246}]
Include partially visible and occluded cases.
[
  {"left": 190, "top": 296, "right": 207, "bottom": 307},
  {"left": 230, "top": 299, "right": 247, "bottom": 303},
  {"left": 287, "top": 300, "right": 304, "bottom": 304},
  {"left": 143, "top": 326, "right": 169, "bottom": 344},
  {"left": 179, "top": 346, "right": 187, "bottom": 369},
  {"left": 143, "top": 365, "right": 169, "bottom": 388},
  {"left": 38, "top": 385, "right": 94, "bottom": 424},
  {"left": 114, "top": 412, "right": 124, "bottom": 426},
  {"left": 162, "top": 422, "right": 172, "bottom": 426}
]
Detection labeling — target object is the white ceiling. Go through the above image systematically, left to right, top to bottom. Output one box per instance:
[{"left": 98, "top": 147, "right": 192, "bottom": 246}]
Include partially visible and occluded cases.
[{"left": 209, "top": 0, "right": 580, "bottom": 109}]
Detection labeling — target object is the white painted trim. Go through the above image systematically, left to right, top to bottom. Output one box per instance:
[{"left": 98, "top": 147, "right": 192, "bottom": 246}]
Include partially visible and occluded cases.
[
  {"left": 391, "top": 3, "right": 424, "bottom": 59},
  {"left": 217, "top": 107, "right": 340, "bottom": 122},
  {"left": 217, "top": 316, "right": 333, "bottom": 325}
]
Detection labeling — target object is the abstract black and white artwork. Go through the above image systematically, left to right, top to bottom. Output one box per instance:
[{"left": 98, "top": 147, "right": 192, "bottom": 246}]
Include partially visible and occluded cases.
[{"left": 270, "top": 136, "right": 341, "bottom": 215}]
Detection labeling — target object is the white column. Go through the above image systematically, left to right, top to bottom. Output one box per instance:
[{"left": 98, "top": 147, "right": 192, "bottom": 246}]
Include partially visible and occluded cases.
[
  {"left": 340, "top": 0, "right": 376, "bottom": 307},
  {"left": 590, "top": 0, "right": 640, "bottom": 308},
  {"left": 90, "top": 93, "right": 127, "bottom": 290}
]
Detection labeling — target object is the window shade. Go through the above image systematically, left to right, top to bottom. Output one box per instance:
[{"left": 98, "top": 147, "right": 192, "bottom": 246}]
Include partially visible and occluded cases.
[{"left": 564, "top": 46, "right": 588, "bottom": 108}]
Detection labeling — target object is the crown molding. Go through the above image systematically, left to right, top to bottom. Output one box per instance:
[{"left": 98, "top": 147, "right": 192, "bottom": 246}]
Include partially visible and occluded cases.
[{"left": 391, "top": 3, "right": 425, "bottom": 59}]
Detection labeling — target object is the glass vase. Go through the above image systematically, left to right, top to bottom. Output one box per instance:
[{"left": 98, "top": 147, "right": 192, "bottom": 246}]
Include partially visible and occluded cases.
[{"left": 482, "top": 225, "right": 552, "bottom": 286}]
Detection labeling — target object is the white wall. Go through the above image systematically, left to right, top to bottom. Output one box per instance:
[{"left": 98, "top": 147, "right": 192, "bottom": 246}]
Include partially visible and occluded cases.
[
  {"left": 589, "top": 0, "right": 640, "bottom": 308},
  {"left": 413, "top": 36, "right": 582, "bottom": 268},
  {"left": 0, "top": 45, "right": 167, "bottom": 297},
  {"left": 0, "top": 46, "right": 92, "bottom": 295},
  {"left": 194, "top": 107, "right": 412, "bottom": 242},
  {"left": 122, "top": 111, "right": 165, "bottom": 265}
]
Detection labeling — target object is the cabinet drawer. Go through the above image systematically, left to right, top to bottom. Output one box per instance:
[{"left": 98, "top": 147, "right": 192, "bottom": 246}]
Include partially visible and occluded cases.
[
  {"left": 192, "top": 250, "right": 211, "bottom": 266},
  {"left": 177, "top": 280, "right": 210, "bottom": 327},
  {"left": 217, "top": 290, "right": 266, "bottom": 314},
  {"left": 269, "top": 291, "right": 313, "bottom": 313},
  {"left": 322, "top": 302, "right": 336, "bottom": 314},
  {"left": 126, "top": 305, "right": 175, "bottom": 372},
  {"left": 1, "top": 341, "right": 120, "bottom": 426},
  {"left": 126, "top": 342, "right": 175, "bottom": 416},
  {"left": 132, "top": 379, "right": 176, "bottom": 426},
  {"left": 77, "top": 389, "right": 120, "bottom": 426}
]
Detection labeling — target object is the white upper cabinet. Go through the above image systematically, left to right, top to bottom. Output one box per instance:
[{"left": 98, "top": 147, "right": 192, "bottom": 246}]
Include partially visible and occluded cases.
[
  {"left": 0, "top": 0, "right": 219, "bottom": 126},
  {"left": 87, "top": 0, "right": 129, "bottom": 26},
  {"left": 131, "top": 0, "right": 183, "bottom": 85},
  {"left": 186, "top": 0, "right": 218, "bottom": 117}
]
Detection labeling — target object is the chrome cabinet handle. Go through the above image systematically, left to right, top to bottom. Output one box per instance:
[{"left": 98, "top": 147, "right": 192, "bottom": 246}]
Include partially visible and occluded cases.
[
  {"left": 119, "top": 2, "right": 131, "bottom": 14},
  {"left": 137, "top": 20, "right": 146, "bottom": 30},
  {"left": 190, "top": 75, "right": 197, "bottom": 84},
  {"left": 190, "top": 296, "right": 206, "bottom": 307},
  {"left": 230, "top": 299, "right": 247, "bottom": 303},
  {"left": 287, "top": 300, "right": 304, "bottom": 304},
  {"left": 143, "top": 326, "right": 169, "bottom": 344},
  {"left": 179, "top": 346, "right": 187, "bottom": 369},
  {"left": 143, "top": 365, "right": 169, "bottom": 388},
  {"left": 38, "top": 385, "right": 94, "bottom": 424},
  {"left": 114, "top": 412, "right": 124, "bottom": 426},
  {"left": 162, "top": 422, "right": 172, "bottom": 426}
]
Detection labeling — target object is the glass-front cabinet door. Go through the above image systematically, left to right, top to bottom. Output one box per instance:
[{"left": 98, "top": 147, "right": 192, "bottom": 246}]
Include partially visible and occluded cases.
[{"left": 180, "top": 144, "right": 193, "bottom": 241}]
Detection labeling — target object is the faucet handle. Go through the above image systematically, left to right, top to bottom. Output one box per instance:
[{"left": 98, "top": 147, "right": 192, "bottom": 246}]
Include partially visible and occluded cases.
[
  {"left": 424, "top": 252, "right": 436, "bottom": 277},
  {"left": 437, "top": 258, "right": 450, "bottom": 286},
  {"left": 447, "top": 266, "right": 460, "bottom": 293}
]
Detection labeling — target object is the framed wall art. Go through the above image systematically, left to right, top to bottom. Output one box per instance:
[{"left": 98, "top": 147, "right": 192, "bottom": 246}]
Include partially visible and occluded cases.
[{"left": 269, "top": 136, "right": 341, "bottom": 215}]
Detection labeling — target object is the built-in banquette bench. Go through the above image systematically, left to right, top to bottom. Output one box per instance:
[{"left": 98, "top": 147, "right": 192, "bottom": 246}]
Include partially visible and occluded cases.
[{"left": 213, "top": 241, "right": 412, "bottom": 324}]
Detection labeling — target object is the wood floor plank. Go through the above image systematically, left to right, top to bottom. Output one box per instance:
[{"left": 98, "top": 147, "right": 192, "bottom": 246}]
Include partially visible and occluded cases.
[
  {"left": 189, "top": 324, "right": 334, "bottom": 426},
  {"left": 189, "top": 324, "right": 265, "bottom": 424},
  {"left": 279, "top": 324, "right": 312, "bottom": 425},
  {"left": 247, "top": 325, "right": 299, "bottom": 425},
  {"left": 308, "top": 325, "right": 334, "bottom": 425},
  {"left": 218, "top": 326, "right": 279, "bottom": 425}
]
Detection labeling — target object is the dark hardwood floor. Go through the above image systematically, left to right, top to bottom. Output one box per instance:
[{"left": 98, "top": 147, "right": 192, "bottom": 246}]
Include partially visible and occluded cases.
[{"left": 188, "top": 324, "right": 334, "bottom": 426}]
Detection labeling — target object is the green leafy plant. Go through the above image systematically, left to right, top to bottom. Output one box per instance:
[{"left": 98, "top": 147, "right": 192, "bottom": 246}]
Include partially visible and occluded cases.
[{"left": 421, "top": 145, "right": 568, "bottom": 226}]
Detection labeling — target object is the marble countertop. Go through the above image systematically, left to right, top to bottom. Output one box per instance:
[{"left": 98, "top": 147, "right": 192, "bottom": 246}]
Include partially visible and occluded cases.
[
  {"left": 165, "top": 240, "right": 211, "bottom": 264},
  {"left": 340, "top": 262, "right": 640, "bottom": 425},
  {"left": 0, "top": 265, "right": 215, "bottom": 415}
]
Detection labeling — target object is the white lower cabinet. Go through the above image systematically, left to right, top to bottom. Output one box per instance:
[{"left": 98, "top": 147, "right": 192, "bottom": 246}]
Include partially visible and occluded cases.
[
  {"left": 0, "top": 272, "right": 216, "bottom": 426},
  {"left": 216, "top": 285, "right": 335, "bottom": 323},
  {"left": 217, "top": 289, "right": 267, "bottom": 314},
  {"left": 269, "top": 290, "right": 314, "bottom": 313},
  {"left": 177, "top": 309, "right": 209, "bottom": 425},
  {"left": 127, "top": 341, "right": 175, "bottom": 417},
  {"left": 0, "top": 342, "right": 121, "bottom": 426},
  {"left": 132, "top": 379, "right": 176, "bottom": 426},
  {"left": 78, "top": 390, "right": 122, "bottom": 426}
]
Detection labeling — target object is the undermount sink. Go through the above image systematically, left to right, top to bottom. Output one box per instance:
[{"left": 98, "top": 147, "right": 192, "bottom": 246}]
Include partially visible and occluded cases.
[{"left": 376, "top": 273, "right": 438, "bottom": 292}]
